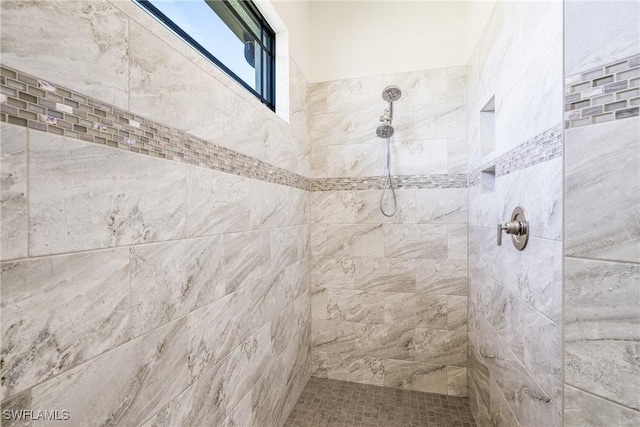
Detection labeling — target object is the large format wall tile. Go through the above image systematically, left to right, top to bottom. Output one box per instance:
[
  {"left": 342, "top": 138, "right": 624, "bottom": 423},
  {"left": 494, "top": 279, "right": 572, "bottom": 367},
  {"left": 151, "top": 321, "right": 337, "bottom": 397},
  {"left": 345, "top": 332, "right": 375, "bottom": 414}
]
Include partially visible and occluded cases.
[
  {"left": 0, "top": 0, "right": 129, "bottom": 109},
  {"left": 565, "top": 0, "right": 640, "bottom": 76},
  {"left": 129, "top": 21, "right": 224, "bottom": 143},
  {"left": 383, "top": 66, "right": 467, "bottom": 106},
  {"left": 415, "top": 104, "right": 467, "bottom": 139},
  {"left": 565, "top": 118, "right": 640, "bottom": 263},
  {"left": 0, "top": 123, "right": 27, "bottom": 261},
  {"left": 29, "top": 132, "right": 186, "bottom": 256},
  {"left": 390, "top": 139, "right": 448, "bottom": 175},
  {"left": 496, "top": 158, "right": 562, "bottom": 241},
  {"left": 185, "top": 165, "right": 251, "bottom": 237},
  {"left": 415, "top": 188, "right": 468, "bottom": 224},
  {"left": 354, "top": 189, "right": 416, "bottom": 225},
  {"left": 383, "top": 224, "right": 448, "bottom": 259},
  {"left": 130, "top": 236, "right": 224, "bottom": 337},
  {"left": 1, "top": 249, "right": 130, "bottom": 400},
  {"left": 354, "top": 257, "right": 416, "bottom": 292},
  {"left": 565, "top": 257, "right": 640, "bottom": 411},
  {"left": 416, "top": 259, "right": 467, "bottom": 295},
  {"left": 31, "top": 318, "right": 188, "bottom": 427},
  {"left": 383, "top": 359, "right": 447, "bottom": 394},
  {"left": 564, "top": 385, "right": 640, "bottom": 427}
]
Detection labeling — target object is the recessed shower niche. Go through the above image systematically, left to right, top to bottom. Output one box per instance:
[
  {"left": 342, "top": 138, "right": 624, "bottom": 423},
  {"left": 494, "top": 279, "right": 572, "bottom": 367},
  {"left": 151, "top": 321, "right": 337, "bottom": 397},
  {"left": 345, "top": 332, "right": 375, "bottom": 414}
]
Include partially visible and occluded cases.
[{"left": 480, "top": 95, "right": 495, "bottom": 157}]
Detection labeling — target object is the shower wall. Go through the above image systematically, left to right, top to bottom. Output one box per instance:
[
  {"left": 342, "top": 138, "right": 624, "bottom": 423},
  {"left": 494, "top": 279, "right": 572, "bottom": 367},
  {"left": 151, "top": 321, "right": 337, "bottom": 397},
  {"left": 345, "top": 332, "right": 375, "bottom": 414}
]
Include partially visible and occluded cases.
[
  {"left": 0, "top": 1, "right": 311, "bottom": 426},
  {"left": 466, "top": 1, "right": 563, "bottom": 426},
  {"left": 563, "top": 1, "right": 640, "bottom": 426},
  {"left": 308, "top": 67, "right": 470, "bottom": 396}
]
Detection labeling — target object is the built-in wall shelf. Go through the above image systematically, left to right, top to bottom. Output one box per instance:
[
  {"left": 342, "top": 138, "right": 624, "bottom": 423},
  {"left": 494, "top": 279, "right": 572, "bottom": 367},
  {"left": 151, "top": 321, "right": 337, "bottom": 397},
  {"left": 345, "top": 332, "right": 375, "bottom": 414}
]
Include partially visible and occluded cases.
[
  {"left": 480, "top": 95, "right": 496, "bottom": 156},
  {"left": 481, "top": 165, "right": 496, "bottom": 192}
]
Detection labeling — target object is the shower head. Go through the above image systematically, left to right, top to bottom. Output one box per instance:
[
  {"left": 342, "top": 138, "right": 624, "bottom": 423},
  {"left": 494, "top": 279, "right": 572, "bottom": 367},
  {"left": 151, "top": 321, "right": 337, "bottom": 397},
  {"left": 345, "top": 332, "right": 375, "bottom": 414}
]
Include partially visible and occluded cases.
[
  {"left": 382, "top": 85, "right": 402, "bottom": 102},
  {"left": 376, "top": 123, "right": 394, "bottom": 138}
]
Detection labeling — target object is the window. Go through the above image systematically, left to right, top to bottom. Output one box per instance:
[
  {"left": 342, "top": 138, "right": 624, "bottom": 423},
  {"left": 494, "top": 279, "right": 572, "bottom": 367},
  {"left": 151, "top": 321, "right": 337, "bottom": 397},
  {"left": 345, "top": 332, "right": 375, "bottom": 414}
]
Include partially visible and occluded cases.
[{"left": 136, "top": 0, "right": 276, "bottom": 110}]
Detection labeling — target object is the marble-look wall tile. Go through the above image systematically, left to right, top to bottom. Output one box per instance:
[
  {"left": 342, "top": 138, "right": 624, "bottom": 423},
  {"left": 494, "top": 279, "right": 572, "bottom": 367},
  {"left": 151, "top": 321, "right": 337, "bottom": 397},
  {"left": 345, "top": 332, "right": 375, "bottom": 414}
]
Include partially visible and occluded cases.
[
  {"left": 0, "top": 0, "right": 129, "bottom": 109},
  {"left": 565, "top": 0, "right": 640, "bottom": 76},
  {"left": 129, "top": 21, "right": 224, "bottom": 143},
  {"left": 383, "top": 66, "right": 467, "bottom": 106},
  {"left": 325, "top": 76, "right": 384, "bottom": 114},
  {"left": 222, "top": 89, "right": 271, "bottom": 163},
  {"left": 415, "top": 104, "right": 467, "bottom": 139},
  {"left": 309, "top": 113, "right": 353, "bottom": 146},
  {"left": 565, "top": 118, "right": 639, "bottom": 262},
  {"left": 0, "top": 123, "right": 27, "bottom": 261},
  {"left": 29, "top": 132, "right": 186, "bottom": 256},
  {"left": 447, "top": 138, "right": 468, "bottom": 174},
  {"left": 390, "top": 139, "right": 448, "bottom": 175},
  {"left": 326, "top": 143, "right": 383, "bottom": 178},
  {"left": 496, "top": 158, "right": 562, "bottom": 241},
  {"left": 185, "top": 166, "right": 251, "bottom": 237},
  {"left": 249, "top": 181, "right": 305, "bottom": 230},
  {"left": 415, "top": 188, "right": 468, "bottom": 224},
  {"left": 354, "top": 189, "right": 416, "bottom": 224},
  {"left": 310, "top": 191, "right": 356, "bottom": 224},
  {"left": 312, "top": 223, "right": 384, "bottom": 258},
  {"left": 383, "top": 224, "right": 448, "bottom": 259},
  {"left": 447, "top": 224, "right": 468, "bottom": 260},
  {"left": 271, "top": 226, "right": 302, "bottom": 272},
  {"left": 470, "top": 226, "right": 562, "bottom": 324},
  {"left": 223, "top": 230, "right": 271, "bottom": 294},
  {"left": 130, "top": 236, "right": 224, "bottom": 337},
  {"left": 1, "top": 249, "right": 130, "bottom": 400},
  {"left": 311, "top": 256, "right": 356, "bottom": 289},
  {"left": 354, "top": 257, "right": 416, "bottom": 292},
  {"left": 565, "top": 257, "right": 640, "bottom": 411},
  {"left": 416, "top": 259, "right": 467, "bottom": 295},
  {"left": 188, "top": 269, "right": 287, "bottom": 382},
  {"left": 327, "top": 289, "right": 385, "bottom": 324},
  {"left": 270, "top": 291, "right": 308, "bottom": 363},
  {"left": 447, "top": 296, "right": 468, "bottom": 331},
  {"left": 476, "top": 316, "right": 560, "bottom": 427},
  {"left": 31, "top": 318, "right": 188, "bottom": 427},
  {"left": 144, "top": 324, "right": 274, "bottom": 427},
  {"left": 356, "top": 324, "right": 415, "bottom": 361},
  {"left": 414, "top": 329, "right": 467, "bottom": 367},
  {"left": 468, "top": 343, "right": 491, "bottom": 427},
  {"left": 317, "top": 352, "right": 384, "bottom": 386},
  {"left": 383, "top": 360, "right": 447, "bottom": 394},
  {"left": 446, "top": 366, "right": 468, "bottom": 397},
  {"left": 489, "top": 376, "right": 520, "bottom": 427},
  {"left": 564, "top": 385, "right": 640, "bottom": 427},
  {"left": 0, "top": 390, "right": 31, "bottom": 427}
]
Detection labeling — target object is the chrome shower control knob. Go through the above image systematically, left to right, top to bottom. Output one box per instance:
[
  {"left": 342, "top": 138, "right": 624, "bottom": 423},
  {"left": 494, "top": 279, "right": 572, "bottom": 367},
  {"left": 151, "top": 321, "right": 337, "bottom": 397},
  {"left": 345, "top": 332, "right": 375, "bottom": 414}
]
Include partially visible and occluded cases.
[{"left": 497, "top": 206, "right": 529, "bottom": 250}]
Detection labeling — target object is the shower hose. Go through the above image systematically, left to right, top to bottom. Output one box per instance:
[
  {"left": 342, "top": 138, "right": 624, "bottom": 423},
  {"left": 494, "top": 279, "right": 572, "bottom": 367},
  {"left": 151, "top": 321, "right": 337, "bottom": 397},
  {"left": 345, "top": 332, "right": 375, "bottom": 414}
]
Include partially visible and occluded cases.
[{"left": 380, "top": 137, "right": 398, "bottom": 217}]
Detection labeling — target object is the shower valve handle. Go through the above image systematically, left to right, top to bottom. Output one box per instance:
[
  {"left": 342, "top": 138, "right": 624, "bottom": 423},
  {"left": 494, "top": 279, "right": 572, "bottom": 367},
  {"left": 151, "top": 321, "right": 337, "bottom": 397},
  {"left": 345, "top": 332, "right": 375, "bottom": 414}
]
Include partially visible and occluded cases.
[
  {"left": 496, "top": 207, "right": 530, "bottom": 250},
  {"left": 496, "top": 221, "right": 524, "bottom": 246}
]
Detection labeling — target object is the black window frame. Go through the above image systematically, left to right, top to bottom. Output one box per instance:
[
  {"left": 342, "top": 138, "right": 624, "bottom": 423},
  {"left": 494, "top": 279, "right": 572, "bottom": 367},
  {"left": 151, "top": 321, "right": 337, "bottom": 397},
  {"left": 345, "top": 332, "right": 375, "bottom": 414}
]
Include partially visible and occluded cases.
[{"left": 135, "top": 0, "right": 276, "bottom": 111}]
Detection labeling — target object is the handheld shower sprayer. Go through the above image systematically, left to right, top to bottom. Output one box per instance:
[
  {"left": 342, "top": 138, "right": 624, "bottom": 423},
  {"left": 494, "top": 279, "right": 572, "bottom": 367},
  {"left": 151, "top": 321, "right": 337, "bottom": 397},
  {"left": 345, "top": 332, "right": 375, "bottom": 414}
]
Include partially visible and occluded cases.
[{"left": 377, "top": 85, "right": 402, "bottom": 217}]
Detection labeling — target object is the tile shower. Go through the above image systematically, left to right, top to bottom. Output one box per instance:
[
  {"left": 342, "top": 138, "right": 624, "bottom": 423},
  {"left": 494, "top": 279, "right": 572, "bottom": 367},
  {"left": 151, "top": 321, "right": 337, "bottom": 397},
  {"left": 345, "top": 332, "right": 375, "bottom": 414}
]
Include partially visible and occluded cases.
[{"left": 0, "top": 1, "right": 638, "bottom": 427}]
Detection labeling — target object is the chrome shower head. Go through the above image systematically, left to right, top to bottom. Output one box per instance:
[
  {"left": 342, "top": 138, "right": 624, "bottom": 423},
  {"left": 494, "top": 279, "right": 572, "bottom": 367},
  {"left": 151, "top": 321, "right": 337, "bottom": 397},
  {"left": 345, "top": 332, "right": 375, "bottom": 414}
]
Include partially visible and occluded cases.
[
  {"left": 382, "top": 85, "right": 402, "bottom": 102},
  {"left": 376, "top": 123, "right": 394, "bottom": 138}
]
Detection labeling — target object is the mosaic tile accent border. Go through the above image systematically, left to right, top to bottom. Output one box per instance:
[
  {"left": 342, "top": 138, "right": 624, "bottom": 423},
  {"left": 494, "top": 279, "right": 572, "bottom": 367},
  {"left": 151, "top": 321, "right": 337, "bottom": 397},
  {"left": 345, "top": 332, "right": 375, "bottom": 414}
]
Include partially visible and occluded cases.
[
  {"left": 565, "top": 54, "right": 640, "bottom": 128},
  {"left": 0, "top": 65, "right": 312, "bottom": 191},
  {"left": 0, "top": 66, "right": 564, "bottom": 193},
  {"left": 468, "top": 123, "right": 563, "bottom": 187},
  {"left": 311, "top": 174, "right": 468, "bottom": 191}
]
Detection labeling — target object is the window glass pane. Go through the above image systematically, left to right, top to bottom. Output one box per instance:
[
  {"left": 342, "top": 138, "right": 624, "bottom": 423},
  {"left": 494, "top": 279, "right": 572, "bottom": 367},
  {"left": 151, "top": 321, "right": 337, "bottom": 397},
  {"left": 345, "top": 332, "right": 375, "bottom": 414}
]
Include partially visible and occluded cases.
[{"left": 151, "top": 0, "right": 257, "bottom": 89}]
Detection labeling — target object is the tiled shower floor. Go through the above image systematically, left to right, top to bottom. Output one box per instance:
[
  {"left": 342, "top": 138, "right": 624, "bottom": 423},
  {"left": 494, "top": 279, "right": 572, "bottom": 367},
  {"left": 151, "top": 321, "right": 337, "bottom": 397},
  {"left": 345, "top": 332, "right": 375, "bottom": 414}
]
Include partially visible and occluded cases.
[{"left": 284, "top": 377, "right": 477, "bottom": 427}]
